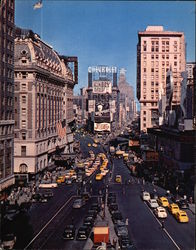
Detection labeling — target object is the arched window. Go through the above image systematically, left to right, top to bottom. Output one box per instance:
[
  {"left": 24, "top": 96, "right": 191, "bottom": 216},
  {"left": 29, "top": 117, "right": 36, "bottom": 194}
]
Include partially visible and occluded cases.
[{"left": 19, "top": 163, "right": 28, "bottom": 173}]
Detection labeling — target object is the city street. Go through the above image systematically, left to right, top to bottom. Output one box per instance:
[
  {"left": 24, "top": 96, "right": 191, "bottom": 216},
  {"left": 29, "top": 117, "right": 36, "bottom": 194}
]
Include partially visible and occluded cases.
[
  {"left": 10, "top": 134, "right": 194, "bottom": 250},
  {"left": 109, "top": 158, "right": 195, "bottom": 250}
]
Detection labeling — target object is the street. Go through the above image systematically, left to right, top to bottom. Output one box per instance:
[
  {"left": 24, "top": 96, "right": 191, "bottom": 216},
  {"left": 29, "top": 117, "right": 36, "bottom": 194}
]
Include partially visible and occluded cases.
[{"left": 3, "top": 134, "right": 195, "bottom": 250}]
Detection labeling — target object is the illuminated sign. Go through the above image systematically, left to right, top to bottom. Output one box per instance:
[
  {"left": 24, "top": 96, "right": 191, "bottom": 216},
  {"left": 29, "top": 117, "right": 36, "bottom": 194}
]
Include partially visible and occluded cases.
[
  {"left": 88, "top": 66, "right": 117, "bottom": 74},
  {"left": 92, "top": 81, "right": 112, "bottom": 94},
  {"left": 88, "top": 100, "right": 95, "bottom": 112},
  {"left": 94, "top": 123, "right": 111, "bottom": 132},
  {"left": 129, "top": 140, "right": 140, "bottom": 147}
]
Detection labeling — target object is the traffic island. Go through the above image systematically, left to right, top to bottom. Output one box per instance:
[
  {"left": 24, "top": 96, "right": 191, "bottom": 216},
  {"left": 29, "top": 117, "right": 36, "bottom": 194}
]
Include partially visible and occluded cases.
[{"left": 84, "top": 205, "right": 119, "bottom": 250}]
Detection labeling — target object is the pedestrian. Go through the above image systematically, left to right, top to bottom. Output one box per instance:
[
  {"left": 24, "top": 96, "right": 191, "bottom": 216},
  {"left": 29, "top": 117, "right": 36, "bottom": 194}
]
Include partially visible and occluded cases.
[
  {"left": 125, "top": 218, "right": 129, "bottom": 226},
  {"left": 161, "top": 220, "right": 165, "bottom": 229},
  {"left": 113, "top": 238, "right": 117, "bottom": 249}
]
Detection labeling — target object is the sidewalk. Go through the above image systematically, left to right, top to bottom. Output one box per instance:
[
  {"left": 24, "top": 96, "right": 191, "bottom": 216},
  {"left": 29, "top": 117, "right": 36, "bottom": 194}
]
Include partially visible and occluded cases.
[
  {"left": 188, "top": 203, "right": 195, "bottom": 215},
  {"left": 83, "top": 205, "right": 119, "bottom": 250}
]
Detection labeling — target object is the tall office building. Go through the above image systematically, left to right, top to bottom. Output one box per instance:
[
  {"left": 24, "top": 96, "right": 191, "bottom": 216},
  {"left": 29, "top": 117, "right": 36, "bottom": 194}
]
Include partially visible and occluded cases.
[
  {"left": 0, "top": 0, "right": 15, "bottom": 198},
  {"left": 137, "top": 26, "right": 186, "bottom": 132},
  {"left": 87, "top": 66, "right": 119, "bottom": 133}
]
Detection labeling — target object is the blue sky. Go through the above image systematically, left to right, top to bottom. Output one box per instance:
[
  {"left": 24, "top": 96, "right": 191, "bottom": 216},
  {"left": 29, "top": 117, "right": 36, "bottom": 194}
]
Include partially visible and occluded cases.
[{"left": 15, "top": 1, "right": 195, "bottom": 99}]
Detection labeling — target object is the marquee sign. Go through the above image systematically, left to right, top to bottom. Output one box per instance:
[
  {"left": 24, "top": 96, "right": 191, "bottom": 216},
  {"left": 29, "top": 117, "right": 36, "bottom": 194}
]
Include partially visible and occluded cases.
[{"left": 94, "top": 123, "right": 111, "bottom": 132}]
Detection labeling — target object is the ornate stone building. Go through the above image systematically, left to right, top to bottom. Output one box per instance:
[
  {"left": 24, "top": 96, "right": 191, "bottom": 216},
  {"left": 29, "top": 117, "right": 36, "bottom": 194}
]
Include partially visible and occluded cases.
[
  {"left": 0, "top": 0, "right": 15, "bottom": 197},
  {"left": 14, "top": 27, "right": 77, "bottom": 181}
]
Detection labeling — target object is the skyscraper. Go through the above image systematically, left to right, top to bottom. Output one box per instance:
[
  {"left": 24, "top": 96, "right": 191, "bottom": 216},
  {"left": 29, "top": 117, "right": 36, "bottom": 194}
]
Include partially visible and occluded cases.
[
  {"left": 0, "top": 0, "right": 15, "bottom": 197},
  {"left": 137, "top": 26, "right": 186, "bottom": 132}
]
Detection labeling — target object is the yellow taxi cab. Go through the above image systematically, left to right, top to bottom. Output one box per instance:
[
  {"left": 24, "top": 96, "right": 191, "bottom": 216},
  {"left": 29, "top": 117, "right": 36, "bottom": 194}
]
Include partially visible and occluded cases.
[
  {"left": 94, "top": 139, "right": 98, "bottom": 144},
  {"left": 88, "top": 143, "right": 91, "bottom": 147},
  {"left": 102, "top": 162, "right": 108, "bottom": 168},
  {"left": 100, "top": 166, "right": 105, "bottom": 171},
  {"left": 69, "top": 170, "right": 76, "bottom": 176},
  {"left": 96, "top": 173, "right": 103, "bottom": 180},
  {"left": 115, "top": 175, "right": 122, "bottom": 183},
  {"left": 56, "top": 176, "right": 65, "bottom": 184},
  {"left": 158, "top": 197, "right": 169, "bottom": 207},
  {"left": 168, "top": 203, "right": 180, "bottom": 214},
  {"left": 174, "top": 210, "right": 189, "bottom": 223}
]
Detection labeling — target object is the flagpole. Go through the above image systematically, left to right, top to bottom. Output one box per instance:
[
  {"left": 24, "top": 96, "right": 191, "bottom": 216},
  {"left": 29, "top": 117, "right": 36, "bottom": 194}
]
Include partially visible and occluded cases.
[{"left": 41, "top": 6, "right": 43, "bottom": 38}]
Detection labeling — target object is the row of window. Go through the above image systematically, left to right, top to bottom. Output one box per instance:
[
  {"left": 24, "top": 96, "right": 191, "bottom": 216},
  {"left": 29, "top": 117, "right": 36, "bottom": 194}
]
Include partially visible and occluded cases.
[{"left": 0, "top": 125, "right": 14, "bottom": 136}]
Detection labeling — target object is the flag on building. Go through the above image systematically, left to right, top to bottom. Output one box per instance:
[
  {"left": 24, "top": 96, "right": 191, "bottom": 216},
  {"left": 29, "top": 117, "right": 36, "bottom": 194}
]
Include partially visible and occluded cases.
[
  {"left": 33, "top": 0, "right": 43, "bottom": 9},
  {"left": 56, "top": 120, "right": 66, "bottom": 139}
]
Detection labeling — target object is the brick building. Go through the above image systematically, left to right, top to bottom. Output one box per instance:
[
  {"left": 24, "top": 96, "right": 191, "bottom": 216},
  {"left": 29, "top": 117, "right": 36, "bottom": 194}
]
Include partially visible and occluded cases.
[{"left": 137, "top": 26, "right": 186, "bottom": 132}]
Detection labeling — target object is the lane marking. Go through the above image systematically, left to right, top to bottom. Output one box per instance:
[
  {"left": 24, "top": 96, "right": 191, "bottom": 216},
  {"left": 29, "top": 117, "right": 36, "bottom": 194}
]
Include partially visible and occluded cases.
[
  {"left": 24, "top": 195, "right": 77, "bottom": 249},
  {"left": 144, "top": 202, "right": 181, "bottom": 250}
]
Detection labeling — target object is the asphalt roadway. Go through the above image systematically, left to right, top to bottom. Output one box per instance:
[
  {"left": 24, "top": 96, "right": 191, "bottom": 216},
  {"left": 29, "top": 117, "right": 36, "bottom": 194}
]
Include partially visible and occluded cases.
[
  {"left": 11, "top": 134, "right": 195, "bottom": 250},
  {"left": 110, "top": 157, "right": 195, "bottom": 250}
]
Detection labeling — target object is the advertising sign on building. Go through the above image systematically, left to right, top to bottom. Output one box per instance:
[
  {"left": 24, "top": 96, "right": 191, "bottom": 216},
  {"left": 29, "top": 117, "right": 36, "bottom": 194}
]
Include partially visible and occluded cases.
[
  {"left": 88, "top": 66, "right": 117, "bottom": 74},
  {"left": 92, "top": 81, "right": 112, "bottom": 94},
  {"left": 88, "top": 100, "right": 95, "bottom": 112},
  {"left": 109, "top": 100, "right": 116, "bottom": 113},
  {"left": 94, "top": 123, "right": 111, "bottom": 132},
  {"left": 129, "top": 140, "right": 140, "bottom": 147}
]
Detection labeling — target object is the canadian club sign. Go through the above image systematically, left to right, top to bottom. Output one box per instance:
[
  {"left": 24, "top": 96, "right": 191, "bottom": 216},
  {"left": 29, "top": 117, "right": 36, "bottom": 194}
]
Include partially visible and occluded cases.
[{"left": 94, "top": 123, "right": 111, "bottom": 132}]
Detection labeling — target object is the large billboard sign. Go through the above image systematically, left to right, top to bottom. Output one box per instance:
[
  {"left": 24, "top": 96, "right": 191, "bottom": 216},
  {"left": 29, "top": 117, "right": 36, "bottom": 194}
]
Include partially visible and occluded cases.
[
  {"left": 88, "top": 66, "right": 117, "bottom": 74},
  {"left": 92, "top": 81, "right": 112, "bottom": 94},
  {"left": 94, "top": 123, "right": 111, "bottom": 132}
]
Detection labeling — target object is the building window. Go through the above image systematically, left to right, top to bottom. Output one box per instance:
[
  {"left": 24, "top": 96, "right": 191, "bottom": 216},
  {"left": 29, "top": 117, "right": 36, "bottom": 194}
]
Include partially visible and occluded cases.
[
  {"left": 151, "top": 55, "right": 154, "bottom": 60},
  {"left": 21, "top": 83, "right": 26, "bottom": 91},
  {"left": 22, "top": 96, "right": 26, "bottom": 104},
  {"left": 143, "top": 111, "right": 146, "bottom": 115},
  {"left": 22, "top": 120, "right": 26, "bottom": 128},
  {"left": 143, "top": 123, "right": 146, "bottom": 128},
  {"left": 22, "top": 133, "right": 26, "bottom": 140},
  {"left": 21, "top": 146, "right": 26, "bottom": 156}
]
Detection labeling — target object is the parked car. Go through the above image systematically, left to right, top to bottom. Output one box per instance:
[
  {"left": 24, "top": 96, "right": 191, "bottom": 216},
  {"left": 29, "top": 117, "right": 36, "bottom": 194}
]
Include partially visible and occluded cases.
[
  {"left": 96, "top": 173, "right": 103, "bottom": 181},
  {"left": 115, "top": 175, "right": 122, "bottom": 183},
  {"left": 65, "top": 179, "right": 72, "bottom": 185},
  {"left": 42, "top": 190, "right": 54, "bottom": 199},
  {"left": 142, "top": 191, "right": 151, "bottom": 201},
  {"left": 82, "top": 192, "right": 91, "bottom": 201},
  {"left": 150, "top": 192, "right": 159, "bottom": 199},
  {"left": 107, "top": 196, "right": 116, "bottom": 205},
  {"left": 157, "top": 197, "right": 169, "bottom": 207},
  {"left": 73, "top": 199, "right": 85, "bottom": 209},
  {"left": 148, "top": 199, "right": 159, "bottom": 209},
  {"left": 91, "top": 203, "right": 101, "bottom": 213},
  {"left": 108, "top": 203, "right": 118, "bottom": 213},
  {"left": 168, "top": 203, "right": 180, "bottom": 215},
  {"left": 4, "top": 206, "right": 20, "bottom": 221},
  {"left": 154, "top": 206, "right": 167, "bottom": 218},
  {"left": 174, "top": 210, "right": 189, "bottom": 223},
  {"left": 112, "top": 211, "right": 123, "bottom": 224},
  {"left": 83, "top": 216, "right": 94, "bottom": 227},
  {"left": 115, "top": 221, "right": 128, "bottom": 237},
  {"left": 62, "top": 225, "right": 76, "bottom": 240},
  {"left": 76, "top": 226, "right": 90, "bottom": 240},
  {"left": 1, "top": 234, "right": 16, "bottom": 249},
  {"left": 119, "top": 235, "right": 135, "bottom": 250}
]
